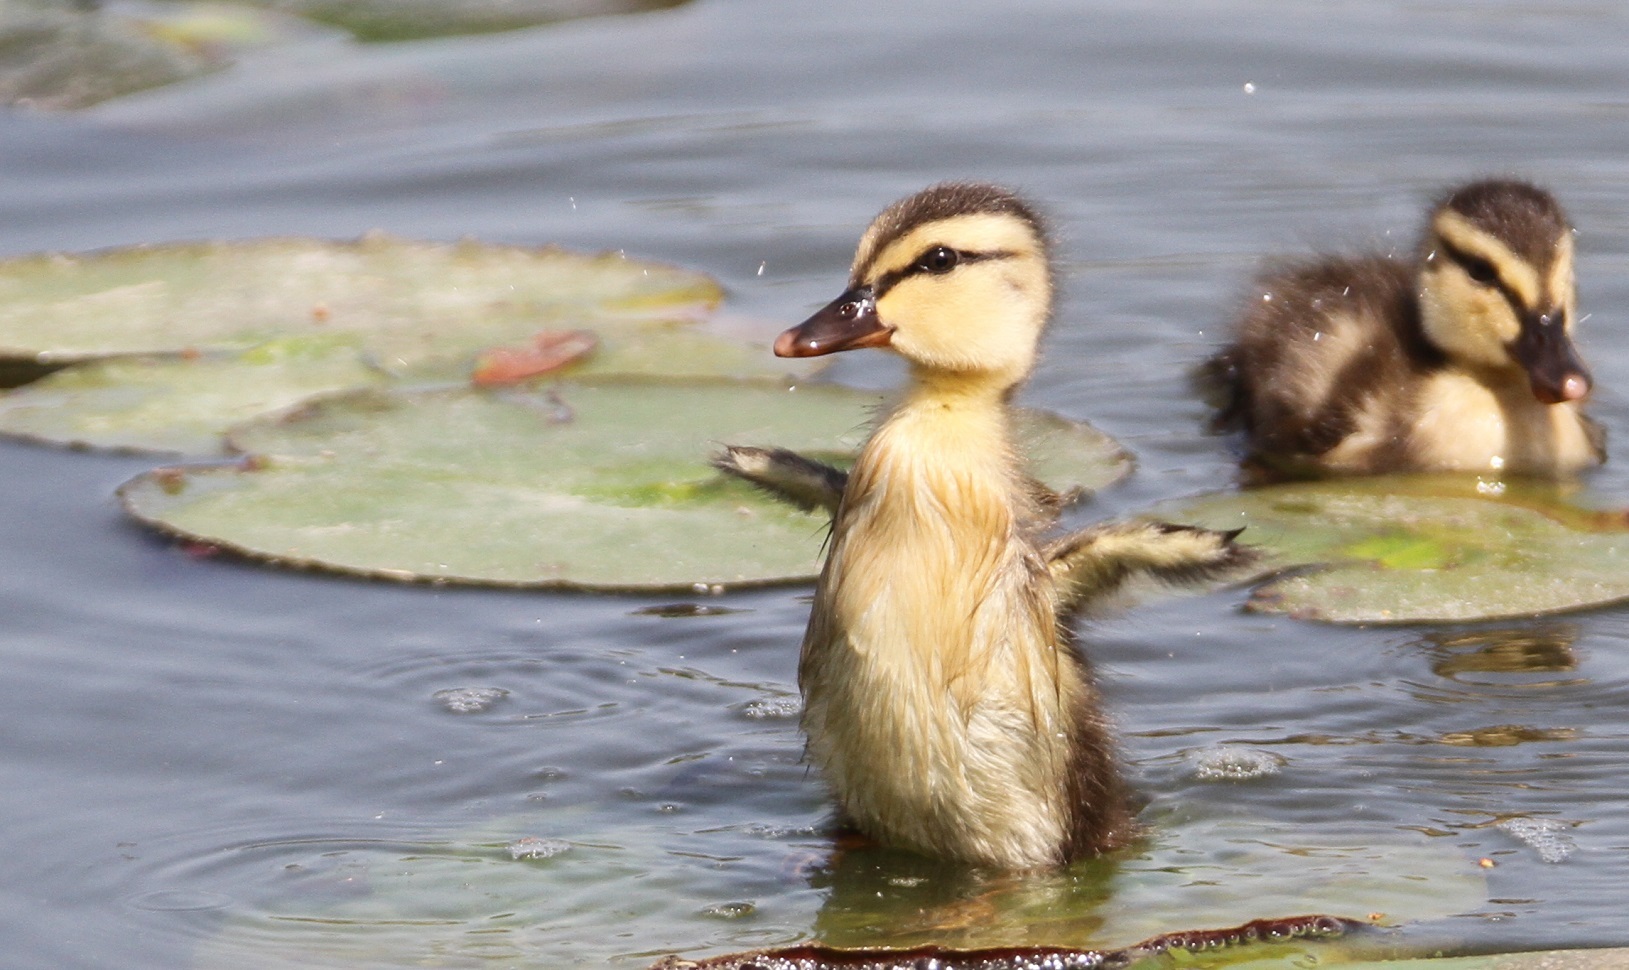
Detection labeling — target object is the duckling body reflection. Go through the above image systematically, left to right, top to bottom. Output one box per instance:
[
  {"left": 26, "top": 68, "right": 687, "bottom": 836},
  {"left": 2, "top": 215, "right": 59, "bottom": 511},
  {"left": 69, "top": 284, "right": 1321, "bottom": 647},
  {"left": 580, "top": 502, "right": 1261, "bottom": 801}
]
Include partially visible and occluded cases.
[
  {"left": 1211, "top": 179, "right": 1602, "bottom": 479},
  {"left": 721, "top": 184, "right": 1250, "bottom": 869}
]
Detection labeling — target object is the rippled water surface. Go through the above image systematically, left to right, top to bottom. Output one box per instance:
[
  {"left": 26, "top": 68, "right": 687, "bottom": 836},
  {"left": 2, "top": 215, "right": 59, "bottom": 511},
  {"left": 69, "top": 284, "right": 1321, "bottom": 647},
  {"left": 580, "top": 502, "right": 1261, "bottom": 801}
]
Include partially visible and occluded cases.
[{"left": 6, "top": 1, "right": 1629, "bottom": 967}]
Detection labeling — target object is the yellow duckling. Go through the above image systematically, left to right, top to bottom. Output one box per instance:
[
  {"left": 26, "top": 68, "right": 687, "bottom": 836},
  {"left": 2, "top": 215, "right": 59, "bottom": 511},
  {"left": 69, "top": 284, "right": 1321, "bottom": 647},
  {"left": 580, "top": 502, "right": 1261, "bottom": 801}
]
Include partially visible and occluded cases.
[
  {"left": 1210, "top": 178, "right": 1603, "bottom": 479},
  {"left": 718, "top": 183, "right": 1251, "bottom": 869}
]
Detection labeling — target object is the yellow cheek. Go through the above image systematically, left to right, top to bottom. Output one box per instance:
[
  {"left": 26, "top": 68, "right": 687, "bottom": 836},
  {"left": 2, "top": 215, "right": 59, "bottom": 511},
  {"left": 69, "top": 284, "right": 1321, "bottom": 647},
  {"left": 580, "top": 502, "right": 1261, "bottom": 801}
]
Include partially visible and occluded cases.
[
  {"left": 1422, "top": 272, "right": 1523, "bottom": 369},
  {"left": 1465, "top": 289, "right": 1520, "bottom": 345}
]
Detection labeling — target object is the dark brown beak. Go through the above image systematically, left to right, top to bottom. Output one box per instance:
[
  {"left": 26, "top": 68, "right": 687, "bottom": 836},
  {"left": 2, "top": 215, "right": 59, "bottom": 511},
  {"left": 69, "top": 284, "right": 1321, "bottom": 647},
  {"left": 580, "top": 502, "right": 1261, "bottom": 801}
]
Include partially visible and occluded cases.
[
  {"left": 773, "top": 287, "right": 891, "bottom": 358},
  {"left": 1512, "top": 307, "right": 1591, "bottom": 404}
]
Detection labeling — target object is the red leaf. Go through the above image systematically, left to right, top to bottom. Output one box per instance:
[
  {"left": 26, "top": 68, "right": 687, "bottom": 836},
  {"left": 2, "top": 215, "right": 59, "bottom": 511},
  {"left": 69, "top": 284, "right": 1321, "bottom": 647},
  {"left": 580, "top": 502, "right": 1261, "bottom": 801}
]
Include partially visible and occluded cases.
[{"left": 471, "top": 330, "right": 598, "bottom": 386}]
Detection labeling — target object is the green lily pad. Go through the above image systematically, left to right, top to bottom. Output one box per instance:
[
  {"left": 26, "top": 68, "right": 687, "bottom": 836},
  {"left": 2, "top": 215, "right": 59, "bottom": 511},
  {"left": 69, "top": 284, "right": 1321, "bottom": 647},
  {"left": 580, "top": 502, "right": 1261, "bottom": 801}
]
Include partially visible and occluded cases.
[
  {"left": 0, "top": 0, "right": 219, "bottom": 110},
  {"left": 226, "top": 0, "right": 690, "bottom": 42},
  {"left": 0, "top": 236, "right": 730, "bottom": 372},
  {"left": 0, "top": 236, "right": 814, "bottom": 454},
  {"left": 0, "top": 336, "right": 386, "bottom": 455},
  {"left": 117, "top": 377, "right": 1129, "bottom": 590},
  {"left": 1163, "top": 477, "right": 1629, "bottom": 624}
]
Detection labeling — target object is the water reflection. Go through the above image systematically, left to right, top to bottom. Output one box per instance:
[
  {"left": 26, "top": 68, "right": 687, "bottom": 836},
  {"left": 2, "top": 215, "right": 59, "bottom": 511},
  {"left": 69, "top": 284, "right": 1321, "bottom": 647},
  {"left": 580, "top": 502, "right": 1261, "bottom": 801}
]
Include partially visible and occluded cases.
[
  {"left": 1419, "top": 624, "right": 1583, "bottom": 689},
  {"left": 808, "top": 842, "right": 1116, "bottom": 950}
]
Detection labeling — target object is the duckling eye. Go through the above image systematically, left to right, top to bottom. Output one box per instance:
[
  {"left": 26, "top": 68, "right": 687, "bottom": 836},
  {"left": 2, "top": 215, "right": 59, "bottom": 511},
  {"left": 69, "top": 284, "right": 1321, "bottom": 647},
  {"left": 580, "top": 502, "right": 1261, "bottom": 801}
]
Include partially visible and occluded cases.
[
  {"left": 917, "top": 247, "right": 960, "bottom": 275},
  {"left": 1459, "top": 255, "right": 1500, "bottom": 287}
]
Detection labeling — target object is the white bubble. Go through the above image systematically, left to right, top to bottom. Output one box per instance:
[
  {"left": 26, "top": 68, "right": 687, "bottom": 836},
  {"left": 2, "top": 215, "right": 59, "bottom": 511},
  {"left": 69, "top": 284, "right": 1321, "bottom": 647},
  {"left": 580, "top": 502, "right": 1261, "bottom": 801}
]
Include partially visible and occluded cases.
[
  {"left": 433, "top": 686, "right": 509, "bottom": 714},
  {"left": 741, "top": 697, "right": 801, "bottom": 720},
  {"left": 1188, "top": 746, "right": 1286, "bottom": 781},
  {"left": 1498, "top": 817, "right": 1575, "bottom": 863},
  {"left": 507, "top": 836, "right": 571, "bottom": 861},
  {"left": 701, "top": 901, "right": 756, "bottom": 919}
]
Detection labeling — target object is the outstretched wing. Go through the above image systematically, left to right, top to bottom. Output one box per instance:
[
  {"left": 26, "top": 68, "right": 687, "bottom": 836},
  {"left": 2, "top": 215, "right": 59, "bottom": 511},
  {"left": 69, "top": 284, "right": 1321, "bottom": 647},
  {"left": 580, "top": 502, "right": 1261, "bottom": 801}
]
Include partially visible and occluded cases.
[
  {"left": 712, "top": 445, "right": 848, "bottom": 517},
  {"left": 1044, "top": 521, "right": 1258, "bottom": 615}
]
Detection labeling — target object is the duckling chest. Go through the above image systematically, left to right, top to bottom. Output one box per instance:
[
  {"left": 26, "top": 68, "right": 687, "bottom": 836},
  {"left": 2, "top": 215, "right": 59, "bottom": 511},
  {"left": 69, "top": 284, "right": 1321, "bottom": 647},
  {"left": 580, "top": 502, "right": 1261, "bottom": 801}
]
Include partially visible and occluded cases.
[
  {"left": 1407, "top": 371, "right": 1598, "bottom": 474},
  {"left": 813, "top": 426, "right": 1047, "bottom": 685},
  {"left": 799, "top": 441, "right": 1076, "bottom": 802}
]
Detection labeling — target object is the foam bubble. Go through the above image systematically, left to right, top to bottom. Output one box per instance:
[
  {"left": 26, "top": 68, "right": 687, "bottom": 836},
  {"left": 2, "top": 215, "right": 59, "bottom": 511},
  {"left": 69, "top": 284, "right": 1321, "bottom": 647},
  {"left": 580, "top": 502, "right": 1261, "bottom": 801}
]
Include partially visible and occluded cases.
[
  {"left": 1188, "top": 746, "right": 1287, "bottom": 781},
  {"left": 1498, "top": 817, "right": 1576, "bottom": 863}
]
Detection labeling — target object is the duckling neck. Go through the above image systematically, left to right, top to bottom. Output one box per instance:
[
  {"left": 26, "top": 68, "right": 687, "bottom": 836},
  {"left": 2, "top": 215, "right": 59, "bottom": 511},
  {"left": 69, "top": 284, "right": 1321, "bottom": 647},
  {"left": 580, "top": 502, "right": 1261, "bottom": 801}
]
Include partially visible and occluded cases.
[
  {"left": 904, "top": 363, "right": 1021, "bottom": 410},
  {"left": 868, "top": 365, "right": 1028, "bottom": 511}
]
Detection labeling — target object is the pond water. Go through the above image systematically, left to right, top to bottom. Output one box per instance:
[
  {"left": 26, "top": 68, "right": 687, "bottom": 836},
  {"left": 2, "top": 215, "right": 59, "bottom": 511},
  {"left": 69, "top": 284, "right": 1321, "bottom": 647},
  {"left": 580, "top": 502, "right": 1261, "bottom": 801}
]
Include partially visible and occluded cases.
[{"left": 5, "top": 0, "right": 1629, "bottom": 967}]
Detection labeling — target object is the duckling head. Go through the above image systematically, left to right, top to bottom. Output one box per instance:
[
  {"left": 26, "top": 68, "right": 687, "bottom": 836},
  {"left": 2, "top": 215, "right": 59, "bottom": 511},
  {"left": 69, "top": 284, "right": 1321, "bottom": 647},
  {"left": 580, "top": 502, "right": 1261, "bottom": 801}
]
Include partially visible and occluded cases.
[
  {"left": 1418, "top": 179, "right": 1590, "bottom": 404},
  {"left": 775, "top": 183, "right": 1053, "bottom": 390}
]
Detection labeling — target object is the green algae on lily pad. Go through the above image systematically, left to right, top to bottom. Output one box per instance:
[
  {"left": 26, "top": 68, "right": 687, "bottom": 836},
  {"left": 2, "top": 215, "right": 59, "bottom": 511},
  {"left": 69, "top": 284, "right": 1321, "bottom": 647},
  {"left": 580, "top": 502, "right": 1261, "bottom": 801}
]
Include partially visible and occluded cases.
[
  {"left": 229, "top": 0, "right": 690, "bottom": 42},
  {"left": 0, "top": 235, "right": 743, "bottom": 378},
  {"left": 0, "top": 337, "right": 386, "bottom": 455},
  {"left": 117, "top": 377, "right": 1129, "bottom": 590},
  {"left": 1165, "top": 477, "right": 1629, "bottom": 624}
]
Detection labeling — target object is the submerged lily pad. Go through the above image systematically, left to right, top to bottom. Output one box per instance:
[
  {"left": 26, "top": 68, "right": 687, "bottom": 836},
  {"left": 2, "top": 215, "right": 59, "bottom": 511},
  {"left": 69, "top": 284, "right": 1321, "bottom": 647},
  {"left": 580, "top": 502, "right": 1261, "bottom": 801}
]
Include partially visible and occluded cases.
[
  {"left": 0, "top": 337, "right": 385, "bottom": 455},
  {"left": 117, "top": 377, "right": 1129, "bottom": 591},
  {"left": 1164, "top": 477, "right": 1629, "bottom": 623},
  {"left": 182, "top": 812, "right": 1475, "bottom": 970}
]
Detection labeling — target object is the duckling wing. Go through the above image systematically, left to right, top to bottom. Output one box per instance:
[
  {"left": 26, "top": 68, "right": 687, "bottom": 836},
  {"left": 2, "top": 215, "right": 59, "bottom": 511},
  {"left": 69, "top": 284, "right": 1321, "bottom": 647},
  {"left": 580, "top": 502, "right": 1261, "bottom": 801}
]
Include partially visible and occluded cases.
[
  {"left": 711, "top": 445, "right": 847, "bottom": 517},
  {"left": 1044, "top": 521, "right": 1258, "bottom": 615}
]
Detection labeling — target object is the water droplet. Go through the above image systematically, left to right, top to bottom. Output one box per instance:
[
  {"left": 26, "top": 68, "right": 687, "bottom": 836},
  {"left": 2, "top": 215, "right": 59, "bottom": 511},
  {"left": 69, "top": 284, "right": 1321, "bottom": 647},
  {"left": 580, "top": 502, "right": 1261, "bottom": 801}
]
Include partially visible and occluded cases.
[
  {"left": 433, "top": 686, "right": 509, "bottom": 714},
  {"left": 740, "top": 697, "right": 801, "bottom": 720},
  {"left": 1188, "top": 746, "right": 1286, "bottom": 781},
  {"left": 507, "top": 836, "right": 571, "bottom": 861},
  {"left": 701, "top": 901, "right": 756, "bottom": 919}
]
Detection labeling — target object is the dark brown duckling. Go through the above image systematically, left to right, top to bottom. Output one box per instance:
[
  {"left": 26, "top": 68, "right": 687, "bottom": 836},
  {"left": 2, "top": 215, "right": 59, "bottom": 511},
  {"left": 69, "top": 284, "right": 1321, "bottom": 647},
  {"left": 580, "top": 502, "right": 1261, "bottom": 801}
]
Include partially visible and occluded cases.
[{"left": 1211, "top": 179, "right": 1603, "bottom": 479}]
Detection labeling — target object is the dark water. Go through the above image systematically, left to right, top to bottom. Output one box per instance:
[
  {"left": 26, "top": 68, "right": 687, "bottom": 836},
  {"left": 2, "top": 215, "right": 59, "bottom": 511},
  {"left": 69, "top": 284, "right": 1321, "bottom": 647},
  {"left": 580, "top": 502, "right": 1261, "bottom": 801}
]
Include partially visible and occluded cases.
[{"left": 5, "top": 0, "right": 1629, "bottom": 966}]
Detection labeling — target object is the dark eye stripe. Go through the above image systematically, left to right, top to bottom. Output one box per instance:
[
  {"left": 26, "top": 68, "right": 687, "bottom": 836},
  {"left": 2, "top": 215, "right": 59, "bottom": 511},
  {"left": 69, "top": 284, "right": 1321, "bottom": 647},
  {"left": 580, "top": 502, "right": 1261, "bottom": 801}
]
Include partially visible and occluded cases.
[
  {"left": 1435, "top": 237, "right": 1528, "bottom": 316},
  {"left": 870, "top": 248, "right": 1014, "bottom": 298}
]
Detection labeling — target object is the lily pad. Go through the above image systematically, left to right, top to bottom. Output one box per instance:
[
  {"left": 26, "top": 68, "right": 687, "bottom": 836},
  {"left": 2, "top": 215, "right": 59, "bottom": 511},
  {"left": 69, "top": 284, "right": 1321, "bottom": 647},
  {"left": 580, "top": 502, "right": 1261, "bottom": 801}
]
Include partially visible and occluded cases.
[
  {"left": 0, "top": 0, "right": 219, "bottom": 110},
  {"left": 225, "top": 0, "right": 690, "bottom": 42},
  {"left": 0, "top": 236, "right": 730, "bottom": 373},
  {"left": 0, "top": 236, "right": 814, "bottom": 454},
  {"left": 0, "top": 337, "right": 385, "bottom": 455},
  {"left": 117, "top": 377, "right": 1129, "bottom": 591},
  {"left": 1163, "top": 477, "right": 1629, "bottom": 623},
  {"left": 181, "top": 812, "right": 1476, "bottom": 970}
]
